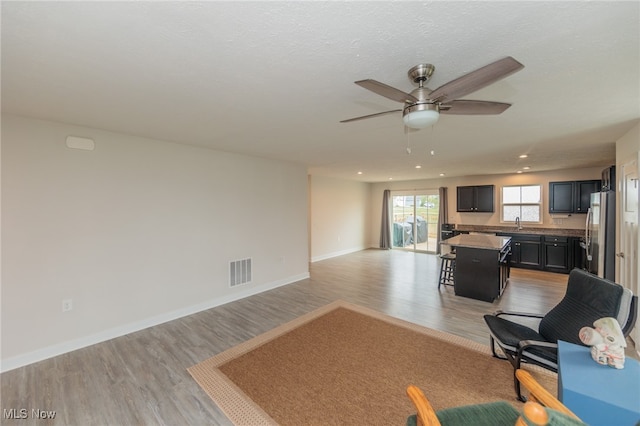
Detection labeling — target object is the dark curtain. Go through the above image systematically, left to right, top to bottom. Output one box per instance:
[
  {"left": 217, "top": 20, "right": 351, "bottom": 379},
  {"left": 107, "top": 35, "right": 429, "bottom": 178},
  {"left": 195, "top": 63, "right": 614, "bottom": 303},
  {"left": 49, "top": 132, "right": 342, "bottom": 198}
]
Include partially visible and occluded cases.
[
  {"left": 437, "top": 187, "right": 448, "bottom": 254},
  {"left": 380, "top": 189, "right": 392, "bottom": 249}
]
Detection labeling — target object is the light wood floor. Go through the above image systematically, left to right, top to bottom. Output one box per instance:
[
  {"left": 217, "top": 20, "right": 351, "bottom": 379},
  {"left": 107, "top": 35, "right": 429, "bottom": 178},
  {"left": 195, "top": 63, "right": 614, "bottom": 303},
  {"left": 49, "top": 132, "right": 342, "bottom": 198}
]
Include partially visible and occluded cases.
[{"left": 1, "top": 249, "right": 634, "bottom": 425}]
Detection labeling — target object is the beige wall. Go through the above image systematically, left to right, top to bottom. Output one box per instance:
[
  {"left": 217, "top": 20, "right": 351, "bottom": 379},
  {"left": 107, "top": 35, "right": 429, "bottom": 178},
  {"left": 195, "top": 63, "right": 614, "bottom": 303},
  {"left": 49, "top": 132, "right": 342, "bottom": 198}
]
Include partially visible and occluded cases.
[
  {"left": 1, "top": 114, "right": 309, "bottom": 370},
  {"left": 616, "top": 122, "right": 640, "bottom": 161},
  {"left": 368, "top": 168, "right": 605, "bottom": 247},
  {"left": 309, "top": 175, "right": 370, "bottom": 262}
]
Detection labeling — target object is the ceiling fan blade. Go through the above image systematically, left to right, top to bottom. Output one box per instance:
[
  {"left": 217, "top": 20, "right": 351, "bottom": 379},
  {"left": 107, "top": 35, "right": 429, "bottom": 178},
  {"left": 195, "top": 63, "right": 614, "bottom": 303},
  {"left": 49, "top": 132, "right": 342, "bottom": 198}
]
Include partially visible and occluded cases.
[
  {"left": 429, "top": 57, "right": 524, "bottom": 102},
  {"left": 355, "top": 79, "right": 418, "bottom": 104},
  {"left": 439, "top": 100, "right": 512, "bottom": 115},
  {"left": 340, "top": 109, "right": 402, "bottom": 123}
]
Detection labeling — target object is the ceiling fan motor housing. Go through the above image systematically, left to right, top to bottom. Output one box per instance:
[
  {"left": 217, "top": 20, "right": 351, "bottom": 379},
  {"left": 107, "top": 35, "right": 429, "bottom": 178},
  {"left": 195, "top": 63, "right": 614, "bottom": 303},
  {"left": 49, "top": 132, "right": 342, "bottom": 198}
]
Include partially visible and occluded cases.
[
  {"left": 408, "top": 64, "right": 435, "bottom": 84},
  {"left": 404, "top": 101, "right": 439, "bottom": 115}
]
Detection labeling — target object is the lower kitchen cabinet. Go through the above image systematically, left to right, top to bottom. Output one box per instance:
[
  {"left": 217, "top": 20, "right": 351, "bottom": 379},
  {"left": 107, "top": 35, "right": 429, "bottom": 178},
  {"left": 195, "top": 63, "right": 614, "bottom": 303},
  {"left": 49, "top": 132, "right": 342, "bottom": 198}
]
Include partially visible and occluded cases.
[
  {"left": 497, "top": 233, "right": 579, "bottom": 274},
  {"left": 509, "top": 234, "right": 542, "bottom": 270},
  {"left": 543, "top": 236, "right": 571, "bottom": 273},
  {"left": 454, "top": 244, "right": 511, "bottom": 302}
]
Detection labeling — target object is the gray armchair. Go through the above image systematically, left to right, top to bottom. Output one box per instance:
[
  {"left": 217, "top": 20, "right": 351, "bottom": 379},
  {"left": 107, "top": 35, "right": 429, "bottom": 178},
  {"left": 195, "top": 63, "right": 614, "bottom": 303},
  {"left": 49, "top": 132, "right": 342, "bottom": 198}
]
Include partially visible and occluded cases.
[{"left": 484, "top": 268, "right": 637, "bottom": 401}]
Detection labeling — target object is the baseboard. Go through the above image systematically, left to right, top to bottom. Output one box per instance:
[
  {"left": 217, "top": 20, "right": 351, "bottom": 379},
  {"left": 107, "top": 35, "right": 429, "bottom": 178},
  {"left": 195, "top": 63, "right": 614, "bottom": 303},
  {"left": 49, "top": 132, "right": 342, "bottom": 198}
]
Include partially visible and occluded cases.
[
  {"left": 311, "top": 246, "right": 366, "bottom": 263},
  {"left": 0, "top": 272, "right": 310, "bottom": 373}
]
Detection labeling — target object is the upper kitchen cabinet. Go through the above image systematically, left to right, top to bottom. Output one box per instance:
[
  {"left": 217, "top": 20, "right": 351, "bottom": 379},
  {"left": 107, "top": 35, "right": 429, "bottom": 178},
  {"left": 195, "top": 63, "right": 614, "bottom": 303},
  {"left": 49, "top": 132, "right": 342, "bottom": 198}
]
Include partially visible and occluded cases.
[
  {"left": 548, "top": 180, "right": 601, "bottom": 214},
  {"left": 575, "top": 180, "right": 601, "bottom": 212},
  {"left": 548, "top": 181, "right": 574, "bottom": 213},
  {"left": 457, "top": 185, "right": 494, "bottom": 212}
]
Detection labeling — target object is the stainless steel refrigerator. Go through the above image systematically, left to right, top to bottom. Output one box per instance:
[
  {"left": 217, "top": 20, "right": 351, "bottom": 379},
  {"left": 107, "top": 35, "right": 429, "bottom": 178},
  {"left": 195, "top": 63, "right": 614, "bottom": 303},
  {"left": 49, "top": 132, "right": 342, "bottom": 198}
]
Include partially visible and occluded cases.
[{"left": 585, "top": 191, "right": 615, "bottom": 281}]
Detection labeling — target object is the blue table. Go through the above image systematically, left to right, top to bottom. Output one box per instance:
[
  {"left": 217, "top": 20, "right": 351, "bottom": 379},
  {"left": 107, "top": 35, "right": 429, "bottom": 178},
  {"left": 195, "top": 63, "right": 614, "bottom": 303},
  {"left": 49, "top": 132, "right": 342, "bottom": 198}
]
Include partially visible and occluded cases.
[{"left": 558, "top": 340, "right": 640, "bottom": 426}]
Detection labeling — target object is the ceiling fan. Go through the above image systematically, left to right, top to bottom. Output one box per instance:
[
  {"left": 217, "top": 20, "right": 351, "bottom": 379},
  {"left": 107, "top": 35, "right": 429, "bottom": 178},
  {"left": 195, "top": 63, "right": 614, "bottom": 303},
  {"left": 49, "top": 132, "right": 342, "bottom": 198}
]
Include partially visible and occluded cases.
[{"left": 341, "top": 57, "right": 524, "bottom": 129}]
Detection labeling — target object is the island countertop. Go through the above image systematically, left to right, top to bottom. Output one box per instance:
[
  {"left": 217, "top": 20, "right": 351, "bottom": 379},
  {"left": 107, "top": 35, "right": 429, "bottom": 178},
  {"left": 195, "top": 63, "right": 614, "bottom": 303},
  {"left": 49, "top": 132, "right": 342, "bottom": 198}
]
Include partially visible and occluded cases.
[{"left": 443, "top": 234, "right": 511, "bottom": 251}]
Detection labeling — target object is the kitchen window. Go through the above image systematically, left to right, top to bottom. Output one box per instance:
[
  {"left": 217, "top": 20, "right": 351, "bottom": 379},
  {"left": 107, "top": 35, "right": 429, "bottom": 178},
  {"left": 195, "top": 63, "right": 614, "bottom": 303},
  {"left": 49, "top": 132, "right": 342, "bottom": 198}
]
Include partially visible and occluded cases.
[{"left": 501, "top": 185, "right": 542, "bottom": 223}]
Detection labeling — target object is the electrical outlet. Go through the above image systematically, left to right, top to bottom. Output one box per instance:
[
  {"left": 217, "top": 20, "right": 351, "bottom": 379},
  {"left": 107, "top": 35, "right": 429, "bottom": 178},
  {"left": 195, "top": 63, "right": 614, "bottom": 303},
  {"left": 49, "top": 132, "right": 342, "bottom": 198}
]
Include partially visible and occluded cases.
[{"left": 62, "top": 299, "right": 73, "bottom": 312}]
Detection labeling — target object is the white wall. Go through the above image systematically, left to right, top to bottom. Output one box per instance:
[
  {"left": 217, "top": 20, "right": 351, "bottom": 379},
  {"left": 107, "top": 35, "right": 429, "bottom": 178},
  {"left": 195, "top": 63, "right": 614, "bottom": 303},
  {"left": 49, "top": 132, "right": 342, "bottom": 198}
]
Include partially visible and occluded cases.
[
  {"left": 1, "top": 114, "right": 309, "bottom": 371},
  {"left": 615, "top": 122, "right": 640, "bottom": 351},
  {"left": 368, "top": 168, "right": 605, "bottom": 247},
  {"left": 309, "top": 175, "right": 370, "bottom": 262}
]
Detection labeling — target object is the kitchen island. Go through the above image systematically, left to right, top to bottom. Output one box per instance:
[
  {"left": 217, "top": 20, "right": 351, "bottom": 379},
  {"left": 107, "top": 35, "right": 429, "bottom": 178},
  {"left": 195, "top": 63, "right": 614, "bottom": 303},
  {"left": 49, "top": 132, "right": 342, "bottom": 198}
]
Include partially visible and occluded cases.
[{"left": 443, "top": 234, "right": 512, "bottom": 302}]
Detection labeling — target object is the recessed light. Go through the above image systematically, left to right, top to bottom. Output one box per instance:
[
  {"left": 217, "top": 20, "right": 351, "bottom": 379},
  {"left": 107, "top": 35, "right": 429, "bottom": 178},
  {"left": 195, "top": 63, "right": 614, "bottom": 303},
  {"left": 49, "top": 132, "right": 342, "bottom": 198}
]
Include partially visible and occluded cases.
[
  {"left": 430, "top": 150, "right": 435, "bottom": 156},
  {"left": 519, "top": 154, "right": 528, "bottom": 158},
  {"left": 415, "top": 165, "right": 422, "bottom": 169},
  {"left": 523, "top": 166, "right": 531, "bottom": 170},
  {"left": 517, "top": 170, "right": 523, "bottom": 174},
  {"left": 357, "top": 171, "right": 363, "bottom": 175},
  {"left": 439, "top": 173, "right": 445, "bottom": 177},
  {"left": 388, "top": 177, "right": 393, "bottom": 180}
]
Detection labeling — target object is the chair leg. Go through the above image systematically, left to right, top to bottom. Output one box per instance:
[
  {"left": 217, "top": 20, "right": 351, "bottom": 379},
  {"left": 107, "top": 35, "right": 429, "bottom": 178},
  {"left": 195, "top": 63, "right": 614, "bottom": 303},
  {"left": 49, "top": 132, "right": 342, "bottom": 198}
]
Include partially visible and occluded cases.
[
  {"left": 438, "top": 256, "right": 455, "bottom": 289},
  {"left": 489, "top": 336, "right": 509, "bottom": 361},
  {"left": 489, "top": 336, "right": 499, "bottom": 357},
  {"left": 490, "top": 339, "right": 527, "bottom": 401},
  {"left": 513, "top": 353, "right": 527, "bottom": 402},
  {"left": 513, "top": 370, "right": 526, "bottom": 402}
]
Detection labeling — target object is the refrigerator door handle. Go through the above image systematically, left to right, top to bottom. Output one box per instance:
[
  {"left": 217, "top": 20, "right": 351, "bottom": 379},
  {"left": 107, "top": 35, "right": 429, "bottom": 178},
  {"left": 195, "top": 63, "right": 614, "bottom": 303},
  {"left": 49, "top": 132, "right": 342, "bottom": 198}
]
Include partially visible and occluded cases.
[{"left": 585, "top": 207, "right": 592, "bottom": 261}]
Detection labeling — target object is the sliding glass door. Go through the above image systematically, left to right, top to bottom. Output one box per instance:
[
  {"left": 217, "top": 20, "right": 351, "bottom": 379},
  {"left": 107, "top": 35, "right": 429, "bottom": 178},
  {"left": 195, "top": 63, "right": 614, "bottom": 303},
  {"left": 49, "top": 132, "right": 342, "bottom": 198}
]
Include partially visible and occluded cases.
[{"left": 391, "top": 191, "right": 439, "bottom": 252}]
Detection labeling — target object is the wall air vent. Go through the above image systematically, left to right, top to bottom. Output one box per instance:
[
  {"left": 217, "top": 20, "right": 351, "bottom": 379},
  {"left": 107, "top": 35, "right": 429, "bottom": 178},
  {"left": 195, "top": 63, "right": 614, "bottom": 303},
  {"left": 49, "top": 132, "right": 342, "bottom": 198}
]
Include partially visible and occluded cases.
[{"left": 229, "top": 258, "right": 252, "bottom": 287}]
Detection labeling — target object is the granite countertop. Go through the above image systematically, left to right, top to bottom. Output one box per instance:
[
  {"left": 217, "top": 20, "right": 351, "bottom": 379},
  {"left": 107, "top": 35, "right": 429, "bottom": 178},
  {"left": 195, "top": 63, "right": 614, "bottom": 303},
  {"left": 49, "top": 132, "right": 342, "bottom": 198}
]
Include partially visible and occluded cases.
[
  {"left": 455, "top": 225, "right": 584, "bottom": 238},
  {"left": 443, "top": 234, "right": 511, "bottom": 250}
]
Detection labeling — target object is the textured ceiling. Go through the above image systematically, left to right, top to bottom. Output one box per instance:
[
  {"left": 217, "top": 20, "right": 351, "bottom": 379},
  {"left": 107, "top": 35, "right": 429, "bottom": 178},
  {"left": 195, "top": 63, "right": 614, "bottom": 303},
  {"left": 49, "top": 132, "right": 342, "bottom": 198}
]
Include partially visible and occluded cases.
[{"left": 2, "top": 1, "right": 639, "bottom": 182}]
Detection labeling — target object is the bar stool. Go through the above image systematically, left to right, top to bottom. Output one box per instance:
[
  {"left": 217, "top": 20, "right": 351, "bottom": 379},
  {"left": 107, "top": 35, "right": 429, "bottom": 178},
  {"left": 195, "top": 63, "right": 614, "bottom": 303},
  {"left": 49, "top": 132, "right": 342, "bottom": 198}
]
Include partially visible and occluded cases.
[{"left": 438, "top": 252, "right": 456, "bottom": 289}]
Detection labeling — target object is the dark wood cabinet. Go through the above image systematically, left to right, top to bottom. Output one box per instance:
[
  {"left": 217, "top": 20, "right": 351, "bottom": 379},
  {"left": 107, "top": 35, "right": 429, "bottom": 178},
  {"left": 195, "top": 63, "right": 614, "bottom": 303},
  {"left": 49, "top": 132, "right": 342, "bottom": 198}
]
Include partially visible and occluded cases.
[
  {"left": 549, "top": 180, "right": 601, "bottom": 214},
  {"left": 575, "top": 180, "right": 601, "bottom": 213},
  {"left": 549, "top": 182, "right": 574, "bottom": 213},
  {"left": 456, "top": 185, "right": 494, "bottom": 212},
  {"left": 476, "top": 185, "right": 495, "bottom": 212},
  {"left": 457, "top": 186, "right": 475, "bottom": 211},
  {"left": 498, "top": 232, "right": 580, "bottom": 274},
  {"left": 510, "top": 234, "right": 542, "bottom": 269},
  {"left": 543, "top": 236, "right": 571, "bottom": 273},
  {"left": 454, "top": 244, "right": 511, "bottom": 302}
]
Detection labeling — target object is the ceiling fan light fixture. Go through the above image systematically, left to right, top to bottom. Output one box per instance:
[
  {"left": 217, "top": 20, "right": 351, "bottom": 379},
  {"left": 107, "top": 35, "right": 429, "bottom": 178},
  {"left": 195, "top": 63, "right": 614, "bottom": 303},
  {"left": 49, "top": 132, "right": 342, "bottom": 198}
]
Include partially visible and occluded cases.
[{"left": 403, "top": 104, "right": 439, "bottom": 129}]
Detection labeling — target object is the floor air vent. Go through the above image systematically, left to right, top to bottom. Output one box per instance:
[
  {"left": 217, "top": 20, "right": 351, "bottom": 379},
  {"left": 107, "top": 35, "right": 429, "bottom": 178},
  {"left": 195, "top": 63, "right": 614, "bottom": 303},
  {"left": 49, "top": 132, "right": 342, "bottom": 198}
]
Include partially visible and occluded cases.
[{"left": 229, "top": 258, "right": 252, "bottom": 287}]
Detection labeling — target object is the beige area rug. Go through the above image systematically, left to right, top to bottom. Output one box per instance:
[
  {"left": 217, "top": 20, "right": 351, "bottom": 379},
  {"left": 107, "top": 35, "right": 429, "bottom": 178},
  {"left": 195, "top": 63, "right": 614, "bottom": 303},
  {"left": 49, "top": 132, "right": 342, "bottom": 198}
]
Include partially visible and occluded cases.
[{"left": 188, "top": 300, "right": 557, "bottom": 425}]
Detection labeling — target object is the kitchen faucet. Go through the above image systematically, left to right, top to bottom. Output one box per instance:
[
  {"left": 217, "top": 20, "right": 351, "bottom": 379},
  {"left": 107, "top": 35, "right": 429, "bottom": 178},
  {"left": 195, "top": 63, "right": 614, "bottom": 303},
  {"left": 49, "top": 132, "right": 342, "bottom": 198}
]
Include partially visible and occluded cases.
[{"left": 515, "top": 216, "right": 523, "bottom": 230}]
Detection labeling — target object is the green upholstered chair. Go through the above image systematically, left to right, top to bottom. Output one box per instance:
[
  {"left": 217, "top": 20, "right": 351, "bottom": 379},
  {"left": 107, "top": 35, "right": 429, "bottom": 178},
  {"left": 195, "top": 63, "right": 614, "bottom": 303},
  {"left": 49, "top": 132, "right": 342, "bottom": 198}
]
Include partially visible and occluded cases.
[{"left": 406, "top": 370, "right": 585, "bottom": 426}]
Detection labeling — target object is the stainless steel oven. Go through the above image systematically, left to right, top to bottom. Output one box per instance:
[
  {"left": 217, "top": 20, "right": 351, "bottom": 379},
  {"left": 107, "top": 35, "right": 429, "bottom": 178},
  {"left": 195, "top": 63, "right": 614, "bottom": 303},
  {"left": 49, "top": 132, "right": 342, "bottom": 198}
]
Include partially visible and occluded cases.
[{"left": 441, "top": 223, "right": 455, "bottom": 241}]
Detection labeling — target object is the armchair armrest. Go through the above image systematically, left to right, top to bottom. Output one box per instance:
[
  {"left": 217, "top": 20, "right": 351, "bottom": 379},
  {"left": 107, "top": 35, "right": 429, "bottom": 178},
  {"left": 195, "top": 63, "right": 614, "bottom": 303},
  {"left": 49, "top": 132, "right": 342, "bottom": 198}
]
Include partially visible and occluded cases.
[
  {"left": 494, "top": 310, "right": 545, "bottom": 319},
  {"left": 515, "top": 340, "right": 560, "bottom": 372},
  {"left": 517, "top": 340, "right": 558, "bottom": 352},
  {"left": 515, "top": 370, "right": 580, "bottom": 419},
  {"left": 406, "top": 385, "right": 441, "bottom": 426}
]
